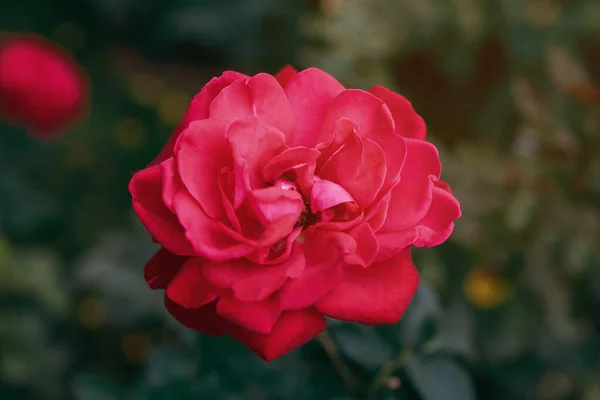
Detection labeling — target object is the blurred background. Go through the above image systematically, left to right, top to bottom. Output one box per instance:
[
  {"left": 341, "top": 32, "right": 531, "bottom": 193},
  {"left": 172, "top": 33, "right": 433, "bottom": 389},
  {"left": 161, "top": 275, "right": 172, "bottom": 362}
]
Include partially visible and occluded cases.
[{"left": 2, "top": 0, "right": 600, "bottom": 399}]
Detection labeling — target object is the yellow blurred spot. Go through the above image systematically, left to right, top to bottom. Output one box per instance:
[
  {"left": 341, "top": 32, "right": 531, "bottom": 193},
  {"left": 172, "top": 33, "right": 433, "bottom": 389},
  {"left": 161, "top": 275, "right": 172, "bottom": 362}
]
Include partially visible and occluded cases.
[
  {"left": 320, "top": 0, "right": 343, "bottom": 16},
  {"left": 53, "top": 22, "right": 86, "bottom": 51},
  {"left": 129, "top": 73, "right": 167, "bottom": 107},
  {"left": 158, "top": 91, "right": 190, "bottom": 127},
  {"left": 114, "top": 117, "right": 145, "bottom": 149},
  {"left": 464, "top": 267, "right": 512, "bottom": 310},
  {"left": 77, "top": 297, "right": 106, "bottom": 329},
  {"left": 121, "top": 333, "right": 151, "bottom": 363}
]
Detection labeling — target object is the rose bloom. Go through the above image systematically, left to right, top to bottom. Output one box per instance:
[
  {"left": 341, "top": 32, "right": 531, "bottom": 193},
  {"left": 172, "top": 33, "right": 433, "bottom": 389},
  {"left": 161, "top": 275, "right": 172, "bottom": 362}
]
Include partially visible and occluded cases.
[
  {"left": 0, "top": 34, "right": 88, "bottom": 139},
  {"left": 129, "top": 66, "right": 461, "bottom": 361}
]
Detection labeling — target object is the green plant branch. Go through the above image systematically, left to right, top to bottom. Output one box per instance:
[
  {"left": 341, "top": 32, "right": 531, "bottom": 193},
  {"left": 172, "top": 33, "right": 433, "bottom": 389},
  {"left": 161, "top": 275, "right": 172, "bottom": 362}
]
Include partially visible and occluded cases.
[
  {"left": 316, "top": 330, "right": 357, "bottom": 394},
  {"left": 368, "top": 349, "right": 412, "bottom": 400}
]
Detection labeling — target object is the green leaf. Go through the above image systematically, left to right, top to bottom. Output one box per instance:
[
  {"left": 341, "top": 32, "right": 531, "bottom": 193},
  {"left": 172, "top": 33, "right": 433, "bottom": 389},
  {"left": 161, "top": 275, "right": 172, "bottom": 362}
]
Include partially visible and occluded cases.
[
  {"left": 400, "top": 283, "right": 441, "bottom": 349},
  {"left": 333, "top": 325, "right": 395, "bottom": 369},
  {"left": 406, "top": 356, "right": 475, "bottom": 400},
  {"left": 70, "top": 373, "right": 122, "bottom": 400}
]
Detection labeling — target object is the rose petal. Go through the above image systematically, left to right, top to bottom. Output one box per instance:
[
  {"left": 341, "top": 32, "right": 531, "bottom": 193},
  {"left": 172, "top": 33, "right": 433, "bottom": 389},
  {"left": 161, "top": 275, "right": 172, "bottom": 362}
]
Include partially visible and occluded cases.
[
  {"left": 274, "top": 65, "right": 297, "bottom": 88},
  {"left": 285, "top": 68, "right": 345, "bottom": 147},
  {"left": 150, "top": 71, "right": 247, "bottom": 166},
  {"left": 210, "top": 73, "right": 295, "bottom": 140},
  {"left": 369, "top": 85, "right": 426, "bottom": 140},
  {"left": 319, "top": 89, "right": 406, "bottom": 200},
  {"left": 226, "top": 117, "right": 287, "bottom": 207},
  {"left": 317, "top": 119, "right": 363, "bottom": 189},
  {"left": 175, "top": 120, "right": 232, "bottom": 219},
  {"left": 343, "top": 138, "right": 387, "bottom": 208},
  {"left": 381, "top": 139, "right": 441, "bottom": 232},
  {"left": 129, "top": 165, "right": 195, "bottom": 255},
  {"left": 310, "top": 179, "right": 355, "bottom": 213},
  {"left": 412, "top": 185, "right": 461, "bottom": 247},
  {"left": 248, "top": 186, "right": 304, "bottom": 226},
  {"left": 173, "top": 189, "right": 255, "bottom": 260},
  {"left": 345, "top": 223, "right": 379, "bottom": 267},
  {"left": 374, "top": 230, "right": 418, "bottom": 262},
  {"left": 202, "top": 242, "right": 306, "bottom": 302},
  {"left": 144, "top": 248, "right": 187, "bottom": 289},
  {"left": 316, "top": 248, "right": 419, "bottom": 324},
  {"left": 166, "top": 258, "right": 218, "bottom": 308},
  {"left": 216, "top": 297, "right": 281, "bottom": 334},
  {"left": 164, "top": 298, "right": 224, "bottom": 336},
  {"left": 227, "top": 308, "right": 326, "bottom": 361}
]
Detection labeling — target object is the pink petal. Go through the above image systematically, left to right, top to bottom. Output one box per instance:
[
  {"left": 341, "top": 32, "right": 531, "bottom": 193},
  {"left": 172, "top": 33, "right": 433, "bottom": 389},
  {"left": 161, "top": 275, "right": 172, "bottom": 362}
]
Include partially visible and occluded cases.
[
  {"left": 274, "top": 65, "right": 298, "bottom": 88},
  {"left": 284, "top": 68, "right": 345, "bottom": 147},
  {"left": 150, "top": 71, "right": 247, "bottom": 166},
  {"left": 209, "top": 73, "right": 295, "bottom": 141},
  {"left": 369, "top": 85, "right": 426, "bottom": 140},
  {"left": 319, "top": 89, "right": 406, "bottom": 201},
  {"left": 226, "top": 118, "right": 287, "bottom": 205},
  {"left": 174, "top": 120, "right": 232, "bottom": 219},
  {"left": 317, "top": 120, "right": 363, "bottom": 189},
  {"left": 343, "top": 138, "right": 387, "bottom": 208},
  {"left": 381, "top": 139, "right": 441, "bottom": 232},
  {"left": 262, "top": 146, "right": 321, "bottom": 197},
  {"left": 129, "top": 165, "right": 195, "bottom": 255},
  {"left": 310, "top": 179, "right": 355, "bottom": 213},
  {"left": 412, "top": 185, "right": 461, "bottom": 247},
  {"left": 247, "top": 186, "right": 304, "bottom": 226},
  {"left": 172, "top": 189, "right": 256, "bottom": 260},
  {"left": 344, "top": 223, "right": 379, "bottom": 267},
  {"left": 374, "top": 230, "right": 418, "bottom": 262},
  {"left": 202, "top": 243, "right": 305, "bottom": 302},
  {"left": 144, "top": 248, "right": 187, "bottom": 290},
  {"left": 316, "top": 248, "right": 419, "bottom": 324},
  {"left": 166, "top": 258, "right": 218, "bottom": 308},
  {"left": 277, "top": 259, "right": 343, "bottom": 310},
  {"left": 216, "top": 297, "right": 282, "bottom": 334},
  {"left": 164, "top": 298, "right": 224, "bottom": 336},
  {"left": 227, "top": 308, "right": 326, "bottom": 361}
]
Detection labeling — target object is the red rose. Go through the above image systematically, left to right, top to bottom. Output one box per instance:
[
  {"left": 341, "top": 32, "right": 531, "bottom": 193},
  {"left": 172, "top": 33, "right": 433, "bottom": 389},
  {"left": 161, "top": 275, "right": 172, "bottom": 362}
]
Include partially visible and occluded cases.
[
  {"left": 0, "top": 34, "right": 88, "bottom": 139},
  {"left": 129, "top": 66, "right": 461, "bottom": 361}
]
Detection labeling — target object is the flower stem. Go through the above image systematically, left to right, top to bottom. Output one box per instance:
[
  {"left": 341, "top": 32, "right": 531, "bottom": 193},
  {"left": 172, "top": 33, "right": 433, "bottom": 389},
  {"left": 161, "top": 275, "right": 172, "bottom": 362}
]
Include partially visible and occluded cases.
[
  {"left": 316, "top": 330, "right": 357, "bottom": 393},
  {"left": 368, "top": 349, "right": 412, "bottom": 400}
]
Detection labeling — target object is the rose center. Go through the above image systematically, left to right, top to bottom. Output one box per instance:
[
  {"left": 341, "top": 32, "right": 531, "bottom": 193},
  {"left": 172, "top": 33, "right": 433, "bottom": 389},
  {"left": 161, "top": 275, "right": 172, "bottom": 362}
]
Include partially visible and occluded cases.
[{"left": 273, "top": 178, "right": 319, "bottom": 230}]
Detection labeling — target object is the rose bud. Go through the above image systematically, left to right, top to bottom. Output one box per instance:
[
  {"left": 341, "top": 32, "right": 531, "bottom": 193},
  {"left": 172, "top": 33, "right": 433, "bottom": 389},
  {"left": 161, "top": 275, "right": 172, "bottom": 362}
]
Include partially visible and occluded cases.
[
  {"left": 0, "top": 34, "right": 88, "bottom": 139},
  {"left": 129, "top": 66, "right": 461, "bottom": 361}
]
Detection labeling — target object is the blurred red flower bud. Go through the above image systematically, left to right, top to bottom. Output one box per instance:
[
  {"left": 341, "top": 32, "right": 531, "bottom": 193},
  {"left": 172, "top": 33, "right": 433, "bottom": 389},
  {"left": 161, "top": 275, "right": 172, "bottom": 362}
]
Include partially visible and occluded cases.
[{"left": 0, "top": 34, "right": 89, "bottom": 139}]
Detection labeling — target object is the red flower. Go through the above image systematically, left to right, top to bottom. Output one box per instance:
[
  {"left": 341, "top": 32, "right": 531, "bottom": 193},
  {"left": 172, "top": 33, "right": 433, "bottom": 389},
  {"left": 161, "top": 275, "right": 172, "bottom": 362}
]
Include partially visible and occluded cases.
[
  {"left": 0, "top": 34, "right": 88, "bottom": 139},
  {"left": 129, "top": 66, "right": 461, "bottom": 361}
]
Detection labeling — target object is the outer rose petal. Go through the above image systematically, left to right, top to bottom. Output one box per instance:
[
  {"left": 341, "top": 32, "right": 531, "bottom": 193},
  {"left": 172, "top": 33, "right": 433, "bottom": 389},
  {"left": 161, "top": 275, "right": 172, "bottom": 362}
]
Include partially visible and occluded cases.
[
  {"left": 274, "top": 65, "right": 298, "bottom": 88},
  {"left": 285, "top": 68, "right": 345, "bottom": 147},
  {"left": 150, "top": 71, "right": 248, "bottom": 166},
  {"left": 210, "top": 74, "right": 295, "bottom": 141},
  {"left": 369, "top": 85, "right": 426, "bottom": 140},
  {"left": 175, "top": 120, "right": 232, "bottom": 219},
  {"left": 381, "top": 139, "right": 441, "bottom": 232},
  {"left": 129, "top": 165, "right": 195, "bottom": 255},
  {"left": 412, "top": 185, "right": 461, "bottom": 247},
  {"left": 144, "top": 248, "right": 187, "bottom": 289},
  {"left": 316, "top": 248, "right": 419, "bottom": 325},
  {"left": 166, "top": 258, "right": 218, "bottom": 308},
  {"left": 216, "top": 297, "right": 281, "bottom": 334},
  {"left": 164, "top": 298, "right": 224, "bottom": 336},
  {"left": 227, "top": 308, "right": 326, "bottom": 361}
]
